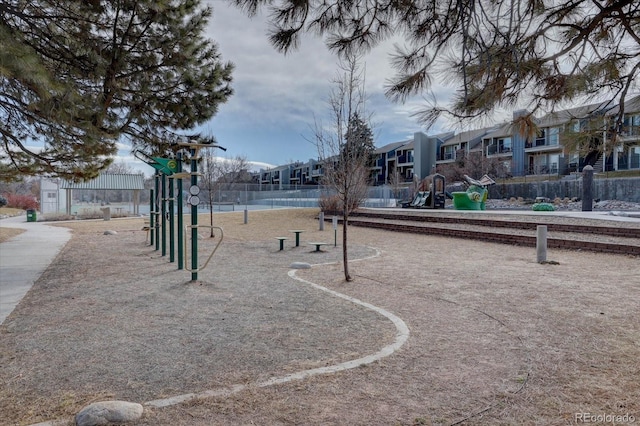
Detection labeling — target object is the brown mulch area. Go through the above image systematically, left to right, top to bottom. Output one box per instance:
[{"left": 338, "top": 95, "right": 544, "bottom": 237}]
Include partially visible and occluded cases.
[{"left": 1, "top": 208, "right": 639, "bottom": 425}]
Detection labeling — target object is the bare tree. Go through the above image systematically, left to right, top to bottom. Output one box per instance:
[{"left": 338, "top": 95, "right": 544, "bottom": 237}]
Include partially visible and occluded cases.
[
  {"left": 312, "top": 55, "right": 373, "bottom": 281},
  {"left": 200, "top": 150, "right": 250, "bottom": 237},
  {"left": 437, "top": 150, "right": 511, "bottom": 184},
  {"left": 388, "top": 167, "right": 404, "bottom": 205}
]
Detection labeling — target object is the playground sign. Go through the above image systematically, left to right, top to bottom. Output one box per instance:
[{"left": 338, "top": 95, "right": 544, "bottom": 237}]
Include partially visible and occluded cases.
[{"left": 151, "top": 157, "right": 179, "bottom": 175}]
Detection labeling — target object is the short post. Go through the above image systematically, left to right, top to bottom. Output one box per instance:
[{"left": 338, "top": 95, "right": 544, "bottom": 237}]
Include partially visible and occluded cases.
[
  {"left": 582, "top": 165, "right": 593, "bottom": 212},
  {"left": 244, "top": 208, "right": 248, "bottom": 224},
  {"left": 319, "top": 211, "right": 324, "bottom": 231},
  {"left": 332, "top": 215, "right": 338, "bottom": 247},
  {"left": 536, "top": 225, "right": 548, "bottom": 263}
]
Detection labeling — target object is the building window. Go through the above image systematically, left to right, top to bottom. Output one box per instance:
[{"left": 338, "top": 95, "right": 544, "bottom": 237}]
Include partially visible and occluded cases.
[
  {"left": 623, "top": 114, "right": 640, "bottom": 136},
  {"left": 548, "top": 127, "right": 560, "bottom": 146},
  {"left": 498, "top": 137, "right": 512, "bottom": 152},
  {"left": 443, "top": 145, "right": 456, "bottom": 160},
  {"left": 631, "top": 146, "right": 640, "bottom": 169},
  {"left": 549, "top": 153, "right": 559, "bottom": 174}
]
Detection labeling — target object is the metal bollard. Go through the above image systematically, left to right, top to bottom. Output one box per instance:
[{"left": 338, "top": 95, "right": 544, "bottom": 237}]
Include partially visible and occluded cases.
[
  {"left": 582, "top": 165, "right": 594, "bottom": 212},
  {"left": 536, "top": 225, "right": 547, "bottom": 263}
]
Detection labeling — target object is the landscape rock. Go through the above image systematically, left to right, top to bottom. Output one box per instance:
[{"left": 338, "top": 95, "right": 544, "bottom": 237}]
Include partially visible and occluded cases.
[
  {"left": 480, "top": 198, "right": 640, "bottom": 211},
  {"left": 103, "top": 230, "right": 117, "bottom": 235},
  {"left": 75, "top": 400, "right": 143, "bottom": 426}
]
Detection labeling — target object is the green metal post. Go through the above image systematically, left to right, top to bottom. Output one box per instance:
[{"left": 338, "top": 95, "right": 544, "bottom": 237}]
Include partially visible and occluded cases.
[
  {"left": 190, "top": 147, "right": 198, "bottom": 281},
  {"left": 177, "top": 152, "right": 184, "bottom": 269},
  {"left": 161, "top": 173, "right": 167, "bottom": 256},
  {"left": 154, "top": 174, "right": 160, "bottom": 251},
  {"left": 169, "top": 175, "right": 175, "bottom": 263},
  {"left": 149, "top": 188, "right": 155, "bottom": 246}
]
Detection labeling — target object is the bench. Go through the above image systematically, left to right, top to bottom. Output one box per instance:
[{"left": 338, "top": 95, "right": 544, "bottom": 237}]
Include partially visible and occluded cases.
[
  {"left": 275, "top": 237, "right": 288, "bottom": 251},
  {"left": 308, "top": 242, "right": 329, "bottom": 252}
]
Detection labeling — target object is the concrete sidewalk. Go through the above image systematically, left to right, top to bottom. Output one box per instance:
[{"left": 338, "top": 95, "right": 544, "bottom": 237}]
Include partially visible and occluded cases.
[{"left": 0, "top": 214, "right": 71, "bottom": 324}]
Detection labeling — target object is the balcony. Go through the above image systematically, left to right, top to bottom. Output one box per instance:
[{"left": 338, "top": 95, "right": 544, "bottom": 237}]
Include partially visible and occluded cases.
[
  {"left": 620, "top": 126, "right": 640, "bottom": 142},
  {"left": 525, "top": 137, "right": 559, "bottom": 151},
  {"left": 487, "top": 144, "right": 512, "bottom": 156},
  {"left": 443, "top": 152, "right": 455, "bottom": 160},
  {"left": 528, "top": 163, "right": 559, "bottom": 175}
]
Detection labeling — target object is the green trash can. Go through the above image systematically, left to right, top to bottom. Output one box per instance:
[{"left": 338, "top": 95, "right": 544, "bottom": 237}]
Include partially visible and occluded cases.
[{"left": 26, "top": 209, "right": 37, "bottom": 222}]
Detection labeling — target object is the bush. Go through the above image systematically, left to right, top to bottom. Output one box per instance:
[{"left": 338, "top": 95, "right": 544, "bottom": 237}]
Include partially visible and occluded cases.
[
  {"left": 2, "top": 193, "right": 39, "bottom": 210},
  {"left": 318, "top": 194, "right": 342, "bottom": 215},
  {"left": 0, "top": 195, "right": 7, "bottom": 207},
  {"left": 532, "top": 202, "right": 555, "bottom": 211}
]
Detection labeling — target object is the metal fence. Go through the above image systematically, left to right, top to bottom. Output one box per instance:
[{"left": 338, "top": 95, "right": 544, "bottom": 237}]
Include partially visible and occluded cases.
[{"left": 197, "top": 183, "right": 412, "bottom": 209}]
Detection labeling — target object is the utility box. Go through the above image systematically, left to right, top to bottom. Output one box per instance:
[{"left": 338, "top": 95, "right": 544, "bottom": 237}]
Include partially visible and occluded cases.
[{"left": 26, "top": 209, "right": 37, "bottom": 222}]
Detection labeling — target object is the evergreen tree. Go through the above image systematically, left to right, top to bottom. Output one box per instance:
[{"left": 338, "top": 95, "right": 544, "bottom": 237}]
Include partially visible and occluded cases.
[
  {"left": 1, "top": 0, "right": 233, "bottom": 181},
  {"left": 233, "top": 0, "right": 640, "bottom": 136},
  {"left": 343, "top": 113, "right": 374, "bottom": 168}
]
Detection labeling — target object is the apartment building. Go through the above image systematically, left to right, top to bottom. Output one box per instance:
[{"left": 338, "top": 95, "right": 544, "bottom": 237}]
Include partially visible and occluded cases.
[{"left": 256, "top": 96, "right": 640, "bottom": 185}]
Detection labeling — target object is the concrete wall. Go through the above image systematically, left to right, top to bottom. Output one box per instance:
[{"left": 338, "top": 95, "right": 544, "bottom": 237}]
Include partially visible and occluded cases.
[{"left": 488, "top": 177, "right": 640, "bottom": 202}]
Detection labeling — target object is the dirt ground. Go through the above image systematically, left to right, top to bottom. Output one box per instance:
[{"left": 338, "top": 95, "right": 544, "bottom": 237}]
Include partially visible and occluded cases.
[{"left": 1, "top": 208, "right": 639, "bottom": 425}]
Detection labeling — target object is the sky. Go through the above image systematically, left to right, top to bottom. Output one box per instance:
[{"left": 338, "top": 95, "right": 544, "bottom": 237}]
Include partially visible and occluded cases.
[{"left": 121, "top": 1, "right": 455, "bottom": 175}]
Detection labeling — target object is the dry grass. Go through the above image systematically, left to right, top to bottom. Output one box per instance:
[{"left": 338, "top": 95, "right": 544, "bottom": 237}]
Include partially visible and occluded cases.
[
  {"left": 1, "top": 208, "right": 639, "bottom": 425},
  {"left": 1, "top": 208, "right": 27, "bottom": 242},
  {"left": 0, "top": 227, "right": 25, "bottom": 243}
]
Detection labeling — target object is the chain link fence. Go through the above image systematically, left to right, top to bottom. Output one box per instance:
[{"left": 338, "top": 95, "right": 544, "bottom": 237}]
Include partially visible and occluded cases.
[{"left": 198, "top": 183, "right": 412, "bottom": 210}]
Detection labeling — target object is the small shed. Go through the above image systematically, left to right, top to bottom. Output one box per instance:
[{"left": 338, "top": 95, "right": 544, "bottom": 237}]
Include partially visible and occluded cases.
[{"left": 61, "top": 174, "right": 146, "bottom": 215}]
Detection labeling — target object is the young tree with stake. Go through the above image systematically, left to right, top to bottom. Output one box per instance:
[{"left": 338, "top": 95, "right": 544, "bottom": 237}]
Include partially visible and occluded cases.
[{"left": 312, "top": 55, "right": 373, "bottom": 281}]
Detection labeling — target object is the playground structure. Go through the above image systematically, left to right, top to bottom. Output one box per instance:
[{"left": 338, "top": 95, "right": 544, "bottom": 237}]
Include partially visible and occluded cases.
[
  {"left": 134, "top": 137, "right": 226, "bottom": 281},
  {"left": 402, "top": 173, "right": 447, "bottom": 209},
  {"left": 451, "top": 174, "right": 496, "bottom": 210}
]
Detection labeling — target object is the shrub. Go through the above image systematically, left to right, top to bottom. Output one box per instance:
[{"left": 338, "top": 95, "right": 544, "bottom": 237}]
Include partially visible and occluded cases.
[
  {"left": 3, "top": 193, "right": 39, "bottom": 210},
  {"left": 318, "top": 194, "right": 342, "bottom": 214},
  {"left": 0, "top": 195, "right": 7, "bottom": 207},
  {"left": 532, "top": 202, "right": 555, "bottom": 211}
]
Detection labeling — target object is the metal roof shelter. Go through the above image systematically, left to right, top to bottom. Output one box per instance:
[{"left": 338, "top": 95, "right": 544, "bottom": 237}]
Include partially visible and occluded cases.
[{"left": 61, "top": 173, "right": 146, "bottom": 215}]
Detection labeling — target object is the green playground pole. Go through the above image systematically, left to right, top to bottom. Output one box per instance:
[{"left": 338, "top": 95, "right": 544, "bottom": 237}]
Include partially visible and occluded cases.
[
  {"left": 190, "top": 147, "right": 198, "bottom": 281},
  {"left": 177, "top": 152, "right": 184, "bottom": 270},
  {"left": 161, "top": 173, "right": 167, "bottom": 257},
  {"left": 154, "top": 174, "right": 160, "bottom": 251},
  {"left": 169, "top": 175, "right": 175, "bottom": 263},
  {"left": 149, "top": 188, "right": 155, "bottom": 246}
]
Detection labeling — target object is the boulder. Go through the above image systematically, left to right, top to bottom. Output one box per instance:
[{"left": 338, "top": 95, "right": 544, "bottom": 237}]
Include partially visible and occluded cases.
[{"left": 75, "top": 400, "right": 143, "bottom": 426}]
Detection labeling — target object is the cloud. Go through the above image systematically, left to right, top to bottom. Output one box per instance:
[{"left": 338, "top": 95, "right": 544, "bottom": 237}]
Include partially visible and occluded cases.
[{"left": 200, "top": 3, "right": 457, "bottom": 168}]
